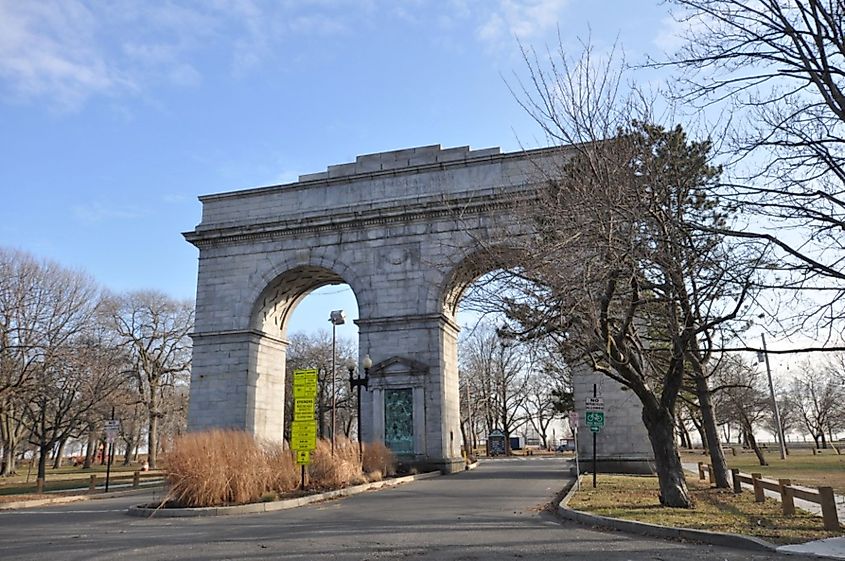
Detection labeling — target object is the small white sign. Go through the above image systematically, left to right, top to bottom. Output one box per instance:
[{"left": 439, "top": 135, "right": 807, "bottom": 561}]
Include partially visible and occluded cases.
[
  {"left": 585, "top": 397, "right": 604, "bottom": 411},
  {"left": 568, "top": 411, "right": 578, "bottom": 428},
  {"left": 104, "top": 420, "right": 120, "bottom": 443}
]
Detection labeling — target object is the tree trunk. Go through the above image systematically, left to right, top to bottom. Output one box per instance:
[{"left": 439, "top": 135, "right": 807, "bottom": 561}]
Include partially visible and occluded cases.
[
  {"left": 693, "top": 374, "right": 730, "bottom": 488},
  {"left": 642, "top": 405, "right": 692, "bottom": 508},
  {"left": 0, "top": 411, "right": 18, "bottom": 476},
  {"left": 148, "top": 414, "right": 159, "bottom": 469},
  {"left": 690, "top": 414, "right": 708, "bottom": 452},
  {"left": 741, "top": 416, "right": 767, "bottom": 466},
  {"left": 677, "top": 422, "right": 690, "bottom": 449},
  {"left": 83, "top": 426, "right": 96, "bottom": 469},
  {"left": 122, "top": 436, "right": 134, "bottom": 466},
  {"left": 52, "top": 438, "right": 67, "bottom": 469},
  {"left": 0, "top": 441, "right": 16, "bottom": 476},
  {"left": 37, "top": 442, "right": 49, "bottom": 481}
]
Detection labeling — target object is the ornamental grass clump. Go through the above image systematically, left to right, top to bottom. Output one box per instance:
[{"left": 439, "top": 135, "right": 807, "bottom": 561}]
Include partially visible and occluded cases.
[
  {"left": 165, "top": 430, "right": 297, "bottom": 507},
  {"left": 307, "top": 437, "right": 364, "bottom": 489},
  {"left": 363, "top": 441, "right": 397, "bottom": 477}
]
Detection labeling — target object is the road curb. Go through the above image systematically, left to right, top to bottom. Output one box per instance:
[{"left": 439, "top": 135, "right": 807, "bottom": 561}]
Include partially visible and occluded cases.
[
  {"left": 127, "top": 470, "right": 441, "bottom": 518},
  {"left": 555, "top": 476, "right": 779, "bottom": 553},
  {"left": 0, "top": 480, "right": 166, "bottom": 511},
  {"left": 0, "top": 495, "right": 89, "bottom": 510}
]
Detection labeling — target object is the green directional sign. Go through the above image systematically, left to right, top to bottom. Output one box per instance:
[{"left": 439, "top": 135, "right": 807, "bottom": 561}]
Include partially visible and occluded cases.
[{"left": 585, "top": 411, "right": 605, "bottom": 429}]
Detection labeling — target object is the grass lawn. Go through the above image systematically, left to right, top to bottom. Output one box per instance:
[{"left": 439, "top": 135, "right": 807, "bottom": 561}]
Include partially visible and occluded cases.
[
  {"left": 682, "top": 449, "right": 845, "bottom": 495},
  {"left": 0, "top": 461, "right": 163, "bottom": 500},
  {"left": 568, "top": 474, "right": 843, "bottom": 545}
]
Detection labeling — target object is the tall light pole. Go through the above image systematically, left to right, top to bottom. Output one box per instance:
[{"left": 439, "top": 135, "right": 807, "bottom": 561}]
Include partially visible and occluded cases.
[
  {"left": 329, "top": 309, "right": 346, "bottom": 455},
  {"left": 760, "top": 333, "right": 787, "bottom": 460},
  {"left": 348, "top": 354, "right": 371, "bottom": 459}
]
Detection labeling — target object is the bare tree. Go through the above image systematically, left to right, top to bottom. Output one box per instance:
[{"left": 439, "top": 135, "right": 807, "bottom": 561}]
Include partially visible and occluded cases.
[
  {"left": 663, "top": 0, "right": 845, "bottom": 334},
  {"left": 483, "top": 38, "right": 769, "bottom": 505},
  {"left": 0, "top": 248, "right": 99, "bottom": 475},
  {"left": 101, "top": 291, "right": 193, "bottom": 469},
  {"left": 460, "top": 322, "right": 531, "bottom": 455},
  {"left": 285, "top": 330, "right": 356, "bottom": 441},
  {"left": 22, "top": 333, "right": 127, "bottom": 480},
  {"left": 712, "top": 356, "right": 772, "bottom": 465},
  {"left": 789, "top": 362, "right": 845, "bottom": 448},
  {"left": 522, "top": 371, "right": 566, "bottom": 449}
]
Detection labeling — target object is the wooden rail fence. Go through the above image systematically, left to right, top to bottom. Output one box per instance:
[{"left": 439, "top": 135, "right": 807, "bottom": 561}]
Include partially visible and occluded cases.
[{"left": 697, "top": 461, "right": 840, "bottom": 531}]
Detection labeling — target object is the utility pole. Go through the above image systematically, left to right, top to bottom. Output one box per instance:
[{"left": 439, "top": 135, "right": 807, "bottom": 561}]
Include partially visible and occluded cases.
[{"left": 761, "top": 334, "right": 787, "bottom": 460}]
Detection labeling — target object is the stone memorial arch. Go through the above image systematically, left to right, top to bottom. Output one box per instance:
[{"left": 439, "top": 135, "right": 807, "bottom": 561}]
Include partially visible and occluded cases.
[{"left": 184, "top": 144, "right": 652, "bottom": 473}]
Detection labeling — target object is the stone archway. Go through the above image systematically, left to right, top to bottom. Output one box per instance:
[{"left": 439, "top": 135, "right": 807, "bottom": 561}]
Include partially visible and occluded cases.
[{"left": 184, "top": 143, "right": 653, "bottom": 473}]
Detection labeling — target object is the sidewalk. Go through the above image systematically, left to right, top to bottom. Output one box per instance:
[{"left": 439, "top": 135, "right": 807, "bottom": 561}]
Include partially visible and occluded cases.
[{"left": 682, "top": 462, "right": 845, "bottom": 559}]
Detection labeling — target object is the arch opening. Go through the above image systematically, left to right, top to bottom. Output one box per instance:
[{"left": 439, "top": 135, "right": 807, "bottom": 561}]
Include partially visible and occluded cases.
[
  {"left": 441, "top": 248, "right": 574, "bottom": 459},
  {"left": 251, "top": 265, "right": 348, "bottom": 339}
]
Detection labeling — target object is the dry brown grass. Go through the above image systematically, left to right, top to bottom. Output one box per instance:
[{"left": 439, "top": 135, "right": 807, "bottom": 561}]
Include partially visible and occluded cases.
[
  {"left": 165, "top": 430, "right": 298, "bottom": 507},
  {"left": 164, "top": 432, "right": 402, "bottom": 507},
  {"left": 307, "top": 437, "right": 364, "bottom": 490},
  {"left": 362, "top": 441, "right": 397, "bottom": 477},
  {"left": 266, "top": 443, "right": 299, "bottom": 493},
  {"left": 569, "top": 474, "right": 843, "bottom": 544}
]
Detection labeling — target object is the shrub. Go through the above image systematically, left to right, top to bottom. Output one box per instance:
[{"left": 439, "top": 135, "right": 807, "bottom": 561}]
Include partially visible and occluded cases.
[
  {"left": 307, "top": 437, "right": 364, "bottom": 489},
  {"left": 363, "top": 441, "right": 397, "bottom": 477}
]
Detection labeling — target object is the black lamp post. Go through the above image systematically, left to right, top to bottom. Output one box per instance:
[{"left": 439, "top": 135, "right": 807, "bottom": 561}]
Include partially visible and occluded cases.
[
  {"left": 329, "top": 309, "right": 346, "bottom": 454},
  {"left": 348, "top": 354, "right": 372, "bottom": 459}
]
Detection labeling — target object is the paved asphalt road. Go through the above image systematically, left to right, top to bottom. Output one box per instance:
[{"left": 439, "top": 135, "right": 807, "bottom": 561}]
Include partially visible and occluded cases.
[{"left": 0, "top": 458, "right": 820, "bottom": 560}]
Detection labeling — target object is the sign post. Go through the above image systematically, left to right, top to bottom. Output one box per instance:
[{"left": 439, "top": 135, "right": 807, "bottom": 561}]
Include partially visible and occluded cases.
[
  {"left": 292, "top": 369, "right": 318, "bottom": 489},
  {"left": 585, "top": 387, "right": 606, "bottom": 488},
  {"left": 568, "top": 411, "right": 580, "bottom": 490},
  {"left": 104, "top": 412, "right": 119, "bottom": 493}
]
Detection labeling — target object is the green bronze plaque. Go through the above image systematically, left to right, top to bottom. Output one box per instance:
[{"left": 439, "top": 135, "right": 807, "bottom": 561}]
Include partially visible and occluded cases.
[{"left": 384, "top": 388, "right": 414, "bottom": 454}]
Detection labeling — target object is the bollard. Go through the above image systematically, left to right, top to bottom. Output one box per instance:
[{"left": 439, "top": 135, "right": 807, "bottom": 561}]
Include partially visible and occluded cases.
[
  {"left": 731, "top": 447, "right": 737, "bottom": 456},
  {"left": 812, "top": 448, "right": 818, "bottom": 456},
  {"left": 697, "top": 462, "right": 705, "bottom": 480},
  {"left": 707, "top": 464, "right": 715, "bottom": 484},
  {"left": 731, "top": 468, "right": 742, "bottom": 494},
  {"left": 133, "top": 471, "right": 140, "bottom": 488},
  {"left": 752, "top": 473, "right": 765, "bottom": 502},
  {"left": 89, "top": 474, "right": 97, "bottom": 493},
  {"left": 35, "top": 478, "right": 44, "bottom": 494},
  {"left": 779, "top": 479, "right": 795, "bottom": 515},
  {"left": 819, "top": 487, "right": 840, "bottom": 531}
]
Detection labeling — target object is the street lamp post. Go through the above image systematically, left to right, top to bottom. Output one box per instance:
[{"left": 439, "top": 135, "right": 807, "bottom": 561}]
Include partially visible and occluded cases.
[
  {"left": 329, "top": 310, "right": 346, "bottom": 455},
  {"left": 348, "top": 354, "right": 372, "bottom": 459}
]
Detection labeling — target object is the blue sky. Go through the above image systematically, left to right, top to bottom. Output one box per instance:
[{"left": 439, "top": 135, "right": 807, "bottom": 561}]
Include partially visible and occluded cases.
[{"left": 1, "top": 0, "right": 679, "bottom": 335}]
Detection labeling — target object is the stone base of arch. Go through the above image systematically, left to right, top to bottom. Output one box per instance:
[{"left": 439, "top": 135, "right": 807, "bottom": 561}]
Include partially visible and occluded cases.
[
  {"left": 357, "top": 313, "right": 464, "bottom": 474},
  {"left": 187, "top": 329, "right": 288, "bottom": 442},
  {"left": 573, "top": 370, "right": 654, "bottom": 474}
]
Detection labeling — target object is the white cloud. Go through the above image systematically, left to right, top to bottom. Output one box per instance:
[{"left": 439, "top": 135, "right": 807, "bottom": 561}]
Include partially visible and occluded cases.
[
  {"left": 0, "top": 0, "right": 355, "bottom": 110},
  {"left": 476, "top": 0, "right": 569, "bottom": 47},
  {"left": 0, "top": 1, "right": 134, "bottom": 109},
  {"left": 71, "top": 201, "right": 147, "bottom": 223}
]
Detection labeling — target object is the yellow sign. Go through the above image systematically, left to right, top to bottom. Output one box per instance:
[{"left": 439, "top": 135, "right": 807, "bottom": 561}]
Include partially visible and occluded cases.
[
  {"left": 293, "top": 369, "right": 318, "bottom": 398},
  {"left": 294, "top": 397, "right": 316, "bottom": 421},
  {"left": 290, "top": 420, "right": 317, "bottom": 451},
  {"left": 291, "top": 420, "right": 317, "bottom": 438},
  {"left": 291, "top": 434, "right": 316, "bottom": 451},
  {"left": 295, "top": 450, "right": 310, "bottom": 465}
]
